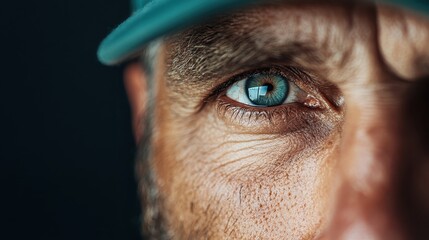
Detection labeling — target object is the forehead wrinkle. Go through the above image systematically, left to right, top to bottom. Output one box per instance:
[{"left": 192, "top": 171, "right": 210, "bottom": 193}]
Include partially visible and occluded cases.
[{"left": 164, "top": 2, "right": 357, "bottom": 98}]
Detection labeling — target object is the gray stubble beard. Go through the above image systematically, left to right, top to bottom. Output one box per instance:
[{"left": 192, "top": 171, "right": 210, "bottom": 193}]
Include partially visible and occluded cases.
[{"left": 135, "top": 40, "right": 171, "bottom": 240}]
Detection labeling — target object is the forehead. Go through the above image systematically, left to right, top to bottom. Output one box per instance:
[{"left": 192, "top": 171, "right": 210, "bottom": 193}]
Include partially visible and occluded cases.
[
  {"left": 164, "top": 1, "right": 429, "bottom": 90},
  {"left": 169, "top": 1, "right": 356, "bottom": 42},
  {"left": 164, "top": 2, "right": 368, "bottom": 86}
]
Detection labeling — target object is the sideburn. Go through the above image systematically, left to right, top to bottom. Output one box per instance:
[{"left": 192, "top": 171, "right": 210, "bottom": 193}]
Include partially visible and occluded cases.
[{"left": 135, "top": 40, "right": 171, "bottom": 240}]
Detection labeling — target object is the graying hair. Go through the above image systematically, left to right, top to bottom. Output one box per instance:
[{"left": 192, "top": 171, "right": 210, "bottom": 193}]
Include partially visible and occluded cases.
[{"left": 135, "top": 40, "right": 171, "bottom": 240}]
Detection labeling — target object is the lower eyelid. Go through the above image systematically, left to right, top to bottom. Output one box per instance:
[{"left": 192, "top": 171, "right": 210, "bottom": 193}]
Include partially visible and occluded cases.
[{"left": 215, "top": 96, "right": 326, "bottom": 134}]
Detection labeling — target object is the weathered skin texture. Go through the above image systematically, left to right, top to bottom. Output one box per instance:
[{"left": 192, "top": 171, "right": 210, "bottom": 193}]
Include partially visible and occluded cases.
[{"left": 124, "top": 1, "right": 429, "bottom": 239}]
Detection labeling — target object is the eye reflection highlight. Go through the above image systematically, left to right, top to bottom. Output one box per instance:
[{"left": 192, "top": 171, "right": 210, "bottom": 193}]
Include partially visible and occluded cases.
[{"left": 248, "top": 85, "right": 269, "bottom": 101}]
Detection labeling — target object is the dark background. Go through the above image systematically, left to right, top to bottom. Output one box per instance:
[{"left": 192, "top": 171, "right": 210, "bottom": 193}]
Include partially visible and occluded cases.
[{"left": 2, "top": 1, "right": 142, "bottom": 239}]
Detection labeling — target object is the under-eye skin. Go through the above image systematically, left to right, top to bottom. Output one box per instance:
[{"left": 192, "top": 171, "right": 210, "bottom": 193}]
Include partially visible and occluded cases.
[{"left": 213, "top": 67, "right": 329, "bottom": 134}]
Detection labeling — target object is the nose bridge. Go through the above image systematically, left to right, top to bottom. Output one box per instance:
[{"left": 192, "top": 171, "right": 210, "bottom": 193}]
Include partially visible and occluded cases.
[
  {"left": 317, "top": 4, "right": 429, "bottom": 238},
  {"left": 325, "top": 82, "right": 410, "bottom": 239},
  {"left": 341, "top": 86, "right": 403, "bottom": 197}
]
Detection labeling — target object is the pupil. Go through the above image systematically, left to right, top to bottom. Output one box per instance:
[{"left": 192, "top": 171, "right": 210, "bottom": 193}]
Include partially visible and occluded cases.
[{"left": 262, "top": 83, "right": 274, "bottom": 92}]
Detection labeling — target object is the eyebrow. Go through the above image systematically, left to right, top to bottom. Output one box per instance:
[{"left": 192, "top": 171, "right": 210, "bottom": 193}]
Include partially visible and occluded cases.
[{"left": 164, "top": 2, "right": 353, "bottom": 92}]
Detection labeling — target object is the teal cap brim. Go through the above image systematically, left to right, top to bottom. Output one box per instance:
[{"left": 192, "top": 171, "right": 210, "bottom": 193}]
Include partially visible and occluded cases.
[
  {"left": 97, "top": 0, "right": 254, "bottom": 65},
  {"left": 98, "top": 0, "right": 429, "bottom": 66}
]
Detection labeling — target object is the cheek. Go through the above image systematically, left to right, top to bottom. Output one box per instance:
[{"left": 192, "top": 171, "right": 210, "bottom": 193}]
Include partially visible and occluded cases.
[{"left": 154, "top": 111, "right": 340, "bottom": 239}]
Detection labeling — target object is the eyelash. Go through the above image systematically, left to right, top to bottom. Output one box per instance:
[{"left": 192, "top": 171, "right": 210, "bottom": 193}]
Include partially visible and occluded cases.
[
  {"left": 197, "top": 66, "right": 322, "bottom": 132},
  {"left": 205, "top": 66, "right": 324, "bottom": 127},
  {"left": 221, "top": 67, "right": 316, "bottom": 100},
  {"left": 216, "top": 100, "right": 295, "bottom": 124}
]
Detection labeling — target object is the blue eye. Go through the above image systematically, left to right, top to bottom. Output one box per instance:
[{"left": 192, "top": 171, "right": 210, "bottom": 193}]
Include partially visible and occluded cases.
[
  {"left": 226, "top": 72, "right": 300, "bottom": 107},
  {"left": 245, "top": 73, "right": 289, "bottom": 106}
]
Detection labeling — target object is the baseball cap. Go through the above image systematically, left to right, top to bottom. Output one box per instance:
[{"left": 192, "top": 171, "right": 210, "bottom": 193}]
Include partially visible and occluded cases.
[
  {"left": 97, "top": 0, "right": 429, "bottom": 66},
  {"left": 97, "top": 0, "right": 253, "bottom": 65}
]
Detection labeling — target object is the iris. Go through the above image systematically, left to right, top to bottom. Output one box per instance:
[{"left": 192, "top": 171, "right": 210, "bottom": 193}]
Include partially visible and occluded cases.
[{"left": 245, "top": 73, "right": 289, "bottom": 106}]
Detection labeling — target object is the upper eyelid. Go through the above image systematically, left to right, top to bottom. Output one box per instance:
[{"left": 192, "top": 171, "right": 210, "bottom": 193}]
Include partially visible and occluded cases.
[{"left": 213, "top": 66, "right": 313, "bottom": 97}]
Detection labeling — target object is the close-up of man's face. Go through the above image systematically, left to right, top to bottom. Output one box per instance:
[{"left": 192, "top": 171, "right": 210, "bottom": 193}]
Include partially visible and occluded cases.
[{"left": 118, "top": 1, "right": 429, "bottom": 239}]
